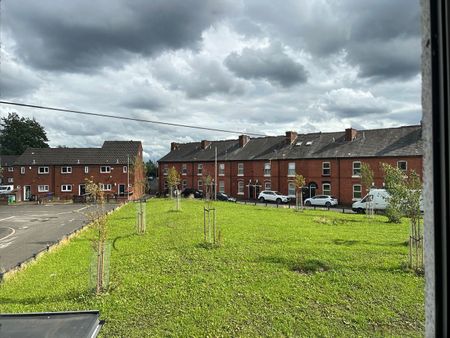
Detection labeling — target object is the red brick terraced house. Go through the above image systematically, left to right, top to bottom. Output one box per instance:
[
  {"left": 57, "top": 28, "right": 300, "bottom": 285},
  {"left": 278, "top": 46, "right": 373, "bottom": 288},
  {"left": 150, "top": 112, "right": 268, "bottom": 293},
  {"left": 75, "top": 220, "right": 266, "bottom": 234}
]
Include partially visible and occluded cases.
[
  {"left": 158, "top": 125, "right": 423, "bottom": 206},
  {"left": 9, "top": 141, "right": 145, "bottom": 202},
  {"left": 0, "top": 155, "right": 19, "bottom": 186}
]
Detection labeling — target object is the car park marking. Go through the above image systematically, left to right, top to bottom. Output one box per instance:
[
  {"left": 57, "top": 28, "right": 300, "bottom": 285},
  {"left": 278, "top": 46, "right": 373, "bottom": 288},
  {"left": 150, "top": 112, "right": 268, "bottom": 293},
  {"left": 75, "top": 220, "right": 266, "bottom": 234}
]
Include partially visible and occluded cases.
[
  {"left": 0, "top": 216, "right": 15, "bottom": 222},
  {"left": 0, "top": 227, "right": 16, "bottom": 241},
  {"left": 0, "top": 236, "right": 17, "bottom": 249}
]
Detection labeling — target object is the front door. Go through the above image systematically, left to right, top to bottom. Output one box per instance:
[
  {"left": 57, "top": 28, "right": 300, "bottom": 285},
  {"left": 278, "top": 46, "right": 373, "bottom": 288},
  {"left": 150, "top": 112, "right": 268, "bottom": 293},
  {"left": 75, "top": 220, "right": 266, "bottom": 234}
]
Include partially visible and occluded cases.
[
  {"left": 79, "top": 184, "right": 86, "bottom": 196},
  {"left": 118, "top": 184, "right": 126, "bottom": 196},
  {"left": 24, "top": 185, "right": 31, "bottom": 201}
]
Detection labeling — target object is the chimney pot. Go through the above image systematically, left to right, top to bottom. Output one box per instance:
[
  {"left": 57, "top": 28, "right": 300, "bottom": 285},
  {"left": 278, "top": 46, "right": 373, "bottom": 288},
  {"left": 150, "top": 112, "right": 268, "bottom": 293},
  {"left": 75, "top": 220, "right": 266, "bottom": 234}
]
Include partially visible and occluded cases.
[
  {"left": 345, "top": 128, "right": 358, "bottom": 141},
  {"left": 285, "top": 131, "right": 298, "bottom": 144},
  {"left": 239, "top": 135, "right": 250, "bottom": 148},
  {"left": 200, "top": 140, "right": 211, "bottom": 149},
  {"left": 171, "top": 142, "right": 179, "bottom": 151}
]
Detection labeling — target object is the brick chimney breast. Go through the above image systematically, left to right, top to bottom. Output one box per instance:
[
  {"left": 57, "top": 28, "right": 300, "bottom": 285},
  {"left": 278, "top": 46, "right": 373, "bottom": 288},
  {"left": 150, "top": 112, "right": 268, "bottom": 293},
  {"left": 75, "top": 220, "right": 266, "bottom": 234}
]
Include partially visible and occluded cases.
[
  {"left": 345, "top": 128, "right": 358, "bottom": 141},
  {"left": 285, "top": 131, "right": 298, "bottom": 144},
  {"left": 239, "top": 135, "right": 250, "bottom": 148},
  {"left": 201, "top": 140, "right": 211, "bottom": 149},
  {"left": 170, "top": 142, "right": 179, "bottom": 151}
]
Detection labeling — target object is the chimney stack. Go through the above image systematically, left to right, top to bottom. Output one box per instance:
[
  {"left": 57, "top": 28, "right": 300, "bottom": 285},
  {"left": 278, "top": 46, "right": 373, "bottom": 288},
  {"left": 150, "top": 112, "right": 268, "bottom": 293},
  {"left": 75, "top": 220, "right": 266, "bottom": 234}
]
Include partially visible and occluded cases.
[
  {"left": 345, "top": 128, "right": 358, "bottom": 141},
  {"left": 285, "top": 131, "right": 298, "bottom": 144},
  {"left": 239, "top": 135, "right": 250, "bottom": 148},
  {"left": 200, "top": 140, "right": 211, "bottom": 149},
  {"left": 170, "top": 142, "right": 179, "bottom": 151}
]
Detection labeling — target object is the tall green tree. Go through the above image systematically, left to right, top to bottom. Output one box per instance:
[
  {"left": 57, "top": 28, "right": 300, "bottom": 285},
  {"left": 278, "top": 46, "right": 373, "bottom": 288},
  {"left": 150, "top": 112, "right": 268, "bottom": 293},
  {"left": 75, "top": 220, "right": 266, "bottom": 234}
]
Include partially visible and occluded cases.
[
  {"left": 0, "top": 113, "right": 49, "bottom": 155},
  {"left": 145, "top": 159, "right": 157, "bottom": 177}
]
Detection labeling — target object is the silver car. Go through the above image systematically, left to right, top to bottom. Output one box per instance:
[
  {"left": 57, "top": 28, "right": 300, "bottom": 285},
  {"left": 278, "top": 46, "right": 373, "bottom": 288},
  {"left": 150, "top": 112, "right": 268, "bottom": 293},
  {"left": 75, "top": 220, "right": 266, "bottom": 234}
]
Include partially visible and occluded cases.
[{"left": 304, "top": 195, "right": 338, "bottom": 207}]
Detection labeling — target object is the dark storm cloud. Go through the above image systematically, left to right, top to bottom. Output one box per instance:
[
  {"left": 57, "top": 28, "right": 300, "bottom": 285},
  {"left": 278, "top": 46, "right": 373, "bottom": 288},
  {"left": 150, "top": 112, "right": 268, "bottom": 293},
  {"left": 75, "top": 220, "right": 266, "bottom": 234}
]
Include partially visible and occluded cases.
[
  {"left": 3, "top": 0, "right": 234, "bottom": 72},
  {"left": 238, "top": 0, "right": 420, "bottom": 80},
  {"left": 224, "top": 43, "right": 308, "bottom": 87},
  {"left": 122, "top": 95, "right": 166, "bottom": 111}
]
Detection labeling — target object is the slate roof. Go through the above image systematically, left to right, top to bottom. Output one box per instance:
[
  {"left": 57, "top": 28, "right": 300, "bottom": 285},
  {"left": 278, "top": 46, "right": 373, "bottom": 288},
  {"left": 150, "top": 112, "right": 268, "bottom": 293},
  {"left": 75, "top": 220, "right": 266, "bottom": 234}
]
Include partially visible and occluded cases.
[
  {"left": 159, "top": 125, "right": 422, "bottom": 162},
  {"left": 14, "top": 141, "right": 141, "bottom": 165},
  {"left": 0, "top": 155, "right": 19, "bottom": 167}
]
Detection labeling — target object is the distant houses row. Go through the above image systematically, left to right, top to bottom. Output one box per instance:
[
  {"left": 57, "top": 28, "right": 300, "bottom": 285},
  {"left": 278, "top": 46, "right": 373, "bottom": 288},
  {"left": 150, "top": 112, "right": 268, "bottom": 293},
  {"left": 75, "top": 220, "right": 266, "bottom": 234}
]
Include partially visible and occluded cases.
[
  {"left": 0, "top": 125, "right": 424, "bottom": 206},
  {"left": 157, "top": 125, "right": 423, "bottom": 205},
  {"left": 0, "top": 141, "right": 145, "bottom": 202}
]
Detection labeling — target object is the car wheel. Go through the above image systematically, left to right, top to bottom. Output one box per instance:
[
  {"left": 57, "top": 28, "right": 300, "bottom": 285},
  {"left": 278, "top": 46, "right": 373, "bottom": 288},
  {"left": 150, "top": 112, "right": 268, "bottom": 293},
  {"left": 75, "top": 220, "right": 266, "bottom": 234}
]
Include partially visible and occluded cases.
[
  {"left": 259, "top": 197, "right": 265, "bottom": 203},
  {"left": 276, "top": 198, "right": 281, "bottom": 204},
  {"left": 305, "top": 201, "right": 311, "bottom": 206},
  {"left": 325, "top": 201, "right": 331, "bottom": 207},
  {"left": 357, "top": 208, "right": 365, "bottom": 214}
]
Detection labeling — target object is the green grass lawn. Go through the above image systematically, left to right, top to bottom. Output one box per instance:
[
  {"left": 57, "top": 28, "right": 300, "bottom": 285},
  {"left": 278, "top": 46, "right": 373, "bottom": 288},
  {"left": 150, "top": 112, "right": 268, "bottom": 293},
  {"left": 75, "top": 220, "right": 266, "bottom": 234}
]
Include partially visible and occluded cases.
[{"left": 0, "top": 199, "right": 424, "bottom": 337}]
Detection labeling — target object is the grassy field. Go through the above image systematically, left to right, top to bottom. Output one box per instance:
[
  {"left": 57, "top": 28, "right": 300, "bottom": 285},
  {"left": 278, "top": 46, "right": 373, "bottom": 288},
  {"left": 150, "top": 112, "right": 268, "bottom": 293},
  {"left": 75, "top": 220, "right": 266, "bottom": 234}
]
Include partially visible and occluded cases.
[{"left": 0, "top": 199, "right": 424, "bottom": 337}]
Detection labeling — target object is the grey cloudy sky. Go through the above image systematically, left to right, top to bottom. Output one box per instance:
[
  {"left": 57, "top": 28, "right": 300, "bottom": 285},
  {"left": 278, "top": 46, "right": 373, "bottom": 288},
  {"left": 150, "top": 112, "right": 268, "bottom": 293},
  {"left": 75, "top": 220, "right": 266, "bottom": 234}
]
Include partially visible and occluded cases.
[{"left": 0, "top": 0, "right": 421, "bottom": 160}]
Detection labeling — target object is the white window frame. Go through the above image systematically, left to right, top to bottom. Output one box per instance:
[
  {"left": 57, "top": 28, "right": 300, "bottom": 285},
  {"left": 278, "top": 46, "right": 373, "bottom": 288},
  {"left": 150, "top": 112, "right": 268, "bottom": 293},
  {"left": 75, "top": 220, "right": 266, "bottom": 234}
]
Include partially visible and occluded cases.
[
  {"left": 397, "top": 160, "right": 408, "bottom": 172},
  {"left": 352, "top": 161, "right": 361, "bottom": 177},
  {"left": 264, "top": 162, "right": 271, "bottom": 176},
  {"left": 288, "top": 162, "right": 296, "bottom": 176},
  {"left": 322, "top": 162, "right": 331, "bottom": 176},
  {"left": 182, "top": 163, "right": 187, "bottom": 175},
  {"left": 197, "top": 163, "right": 203, "bottom": 176},
  {"left": 219, "top": 163, "right": 225, "bottom": 176},
  {"left": 237, "top": 163, "right": 244, "bottom": 176},
  {"left": 163, "top": 164, "right": 168, "bottom": 176},
  {"left": 38, "top": 166, "right": 49, "bottom": 174},
  {"left": 61, "top": 166, "right": 72, "bottom": 174},
  {"left": 84, "top": 166, "right": 89, "bottom": 174},
  {"left": 100, "top": 166, "right": 111, "bottom": 173},
  {"left": 123, "top": 166, "right": 128, "bottom": 173},
  {"left": 7, "top": 167, "right": 13, "bottom": 172},
  {"left": 20, "top": 167, "right": 25, "bottom": 174},
  {"left": 7, "top": 177, "right": 13, "bottom": 183},
  {"left": 182, "top": 179, "right": 187, "bottom": 190},
  {"left": 198, "top": 179, "right": 203, "bottom": 191},
  {"left": 163, "top": 180, "right": 168, "bottom": 190},
  {"left": 219, "top": 180, "right": 225, "bottom": 193},
  {"left": 237, "top": 180, "right": 244, "bottom": 195},
  {"left": 264, "top": 181, "right": 271, "bottom": 191},
  {"left": 288, "top": 182, "right": 296, "bottom": 197},
  {"left": 100, "top": 183, "right": 112, "bottom": 191},
  {"left": 322, "top": 183, "right": 331, "bottom": 196},
  {"left": 61, "top": 184, "right": 72, "bottom": 192},
  {"left": 353, "top": 184, "right": 362, "bottom": 200},
  {"left": 38, "top": 185, "right": 49, "bottom": 192}
]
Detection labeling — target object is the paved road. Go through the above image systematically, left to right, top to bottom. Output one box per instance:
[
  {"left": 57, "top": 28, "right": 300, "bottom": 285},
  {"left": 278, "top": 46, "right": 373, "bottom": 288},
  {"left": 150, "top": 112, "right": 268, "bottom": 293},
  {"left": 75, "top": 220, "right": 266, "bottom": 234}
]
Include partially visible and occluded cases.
[
  {"left": 236, "top": 200, "right": 355, "bottom": 213},
  {"left": 0, "top": 203, "right": 117, "bottom": 273}
]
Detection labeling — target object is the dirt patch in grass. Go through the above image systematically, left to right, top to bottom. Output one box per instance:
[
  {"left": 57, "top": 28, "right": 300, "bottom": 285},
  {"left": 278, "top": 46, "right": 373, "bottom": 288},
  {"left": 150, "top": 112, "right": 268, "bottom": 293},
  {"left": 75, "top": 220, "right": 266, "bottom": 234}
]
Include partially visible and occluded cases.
[{"left": 291, "top": 259, "right": 331, "bottom": 274}]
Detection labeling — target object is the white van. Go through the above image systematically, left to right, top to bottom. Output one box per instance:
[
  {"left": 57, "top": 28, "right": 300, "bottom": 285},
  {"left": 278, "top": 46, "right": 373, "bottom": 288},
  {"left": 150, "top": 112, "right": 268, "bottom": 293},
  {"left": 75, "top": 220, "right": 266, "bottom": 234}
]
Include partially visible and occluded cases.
[
  {"left": 0, "top": 185, "right": 14, "bottom": 194},
  {"left": 352, "top": 188, "right": 424, "bottom": 214},
  {"left": 352, "top": 189, "right": 390, "bottom": 213}
]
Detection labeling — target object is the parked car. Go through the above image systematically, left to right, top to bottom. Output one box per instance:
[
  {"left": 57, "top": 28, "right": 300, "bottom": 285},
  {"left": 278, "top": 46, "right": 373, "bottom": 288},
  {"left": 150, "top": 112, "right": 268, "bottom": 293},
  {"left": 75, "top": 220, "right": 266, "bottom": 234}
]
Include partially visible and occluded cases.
[
  {"left": 0, "top": 185, "right": 14, "bottom": 194},
  {"left": 181, "top": 188, "right": 203, "bottom": 198},
  {"left": 258, "top": 190, "right": 290, "bottom": 204},
  {"left": 216, "top": 192, "right": 236, "bottom": 202},
  {"left": 304, "top": 195, "right": 338, "bottom": 207}
]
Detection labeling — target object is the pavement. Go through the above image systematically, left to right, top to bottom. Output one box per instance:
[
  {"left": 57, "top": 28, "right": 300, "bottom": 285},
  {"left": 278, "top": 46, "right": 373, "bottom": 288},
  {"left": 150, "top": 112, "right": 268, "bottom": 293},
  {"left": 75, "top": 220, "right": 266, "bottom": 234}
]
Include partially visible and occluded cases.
[{"left": 0, "top": 203, "right": 118, "bottom": 273}]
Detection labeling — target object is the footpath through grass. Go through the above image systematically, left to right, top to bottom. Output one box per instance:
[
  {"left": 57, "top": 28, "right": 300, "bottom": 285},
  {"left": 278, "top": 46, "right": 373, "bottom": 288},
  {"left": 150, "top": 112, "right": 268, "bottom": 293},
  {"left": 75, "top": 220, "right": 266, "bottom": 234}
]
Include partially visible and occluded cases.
[{"left": 0, "top": 199, "right": 424, "bottom": 337}]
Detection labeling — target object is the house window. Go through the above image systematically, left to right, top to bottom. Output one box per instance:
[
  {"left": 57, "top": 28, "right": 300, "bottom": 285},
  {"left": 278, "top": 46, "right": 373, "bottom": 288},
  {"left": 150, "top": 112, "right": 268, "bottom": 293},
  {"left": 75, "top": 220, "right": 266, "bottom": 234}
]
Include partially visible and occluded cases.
[
  {"left": 352, "top": 161, "right": 361, "bottom": 177},
  {"left": 397, "top": 161, "right": 407, "bottom": 172},
  {"left": 264, "top": 162, "right": 271, "bottom": 176},
  {"left": 288, "top": 162, "right": 296, "bottom": 176},
  {"left": 322, "top": 162, "right": 331, "bottom": 176},
  {"left": 197, "top": 163, "right": 203, "bottom": 175},
  {"left": 219, "top": 163, "right": 225, "bottom": 176},
  {"left": 237, "top": 163, "right": 244, "bottom": 176},
  {"left": 163, "top": 164, "right": 168, "bottom": 175},
  {"left": 182, "top": 164, "right": 187, "bottom": 175},
  {"left": 38, "top": 166, "right": 49, "bottom": 174},
  {"left": 61, "top": 166, "right": 72, "bottom": 174},
  {"left": 84, "top": 166, "right": 89, "bottom": 174},
  {"left": 100, "top": 166, "right": 111, "bottom": 173},
  {"left": 123, "top": 166, "right": 128, "bottom": 173},
  {"left": 7, "top": 167, "right": 13, "bottom": 172},
  {"left": 21, "top": 167, "right": 25, "bottom": 174},
  {"left": 7, "top": 177, "right": 13, "bottom": 183},
  {"left": 198, "top": 179, "right": 203, "bottom": 191},
  {"left": 163, "top": 180, "right": 168, "bottom": 190},
  {"left": 182, "top": 180, "right": 187, "bottom": 190},
  {"left": 219, "top": 180, "right": 225, "bottom": 193},
  {"left": 237, "top": 181, "right": 244, "bottom": 194},
  {"left": 264, "top": 181, "right": 271, "bottom": 191},
  {"left": 288, "top": 182, "right": 296, "bottom": 197},
  {"left": 100, "top": 183, "right": 112, "bottom": 191},
  {"left": 323, "top": 183, "right": 331, "bottom": 195},
  {"left": 353, "top": 184, "right": 362, "bottom": 199},
  {"left": 38, "top": 185, "right": 49, "bottom": 192},
  {"left": 61, "top": 185, "right": 72, "bottom": 192}
]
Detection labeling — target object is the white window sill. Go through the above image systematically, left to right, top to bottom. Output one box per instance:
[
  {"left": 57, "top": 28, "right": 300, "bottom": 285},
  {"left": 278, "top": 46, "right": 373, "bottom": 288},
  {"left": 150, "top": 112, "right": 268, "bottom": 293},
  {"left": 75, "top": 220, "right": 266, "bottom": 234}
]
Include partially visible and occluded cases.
[
  {"left": 182, "top": 173, "right": 187, "bottom": 176},
  {"left": 219, "top": 174, "right": 224, "bottom": 176},
  {"left": 237, "top": 174, "right": 244, "bottom": 177},
  {"left": 264, "top": 174, "right": 271, "bottom": 177},
  {"left": 287, "top": 175, "right": 295, "bottom": 177},
  {"left": 352, "top": 175, "right": 361, "bottom": 178},
  {"left": 237, "top": 192, "right": 244, "bottom": 195}
]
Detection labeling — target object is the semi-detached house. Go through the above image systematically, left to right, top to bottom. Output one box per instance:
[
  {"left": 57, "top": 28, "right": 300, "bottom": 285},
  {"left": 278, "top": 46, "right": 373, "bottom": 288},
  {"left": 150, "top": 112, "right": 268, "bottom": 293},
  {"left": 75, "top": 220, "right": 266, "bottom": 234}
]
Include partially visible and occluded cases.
[
  {"left": 158, "top": 125, "right": 423, "bottom": 206},
  {"left": 8, "top": 141, "right": 145, "bottom": 202}
]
